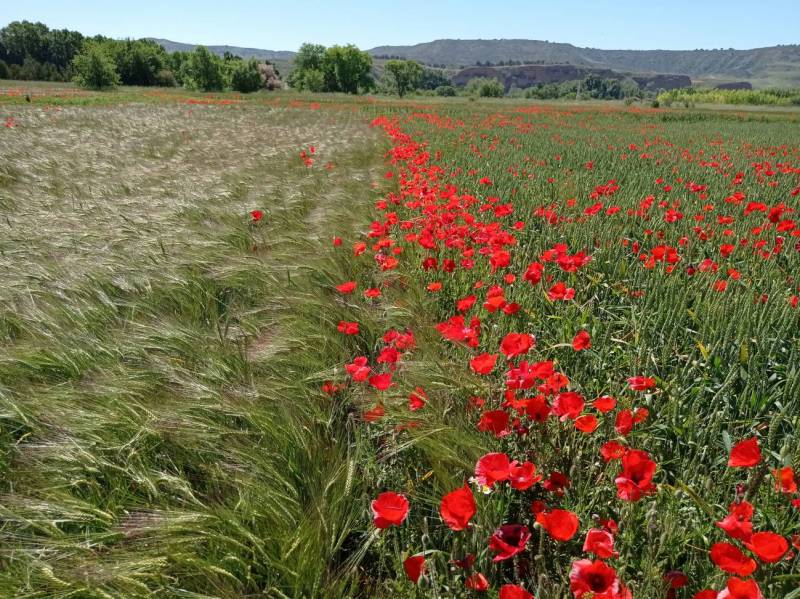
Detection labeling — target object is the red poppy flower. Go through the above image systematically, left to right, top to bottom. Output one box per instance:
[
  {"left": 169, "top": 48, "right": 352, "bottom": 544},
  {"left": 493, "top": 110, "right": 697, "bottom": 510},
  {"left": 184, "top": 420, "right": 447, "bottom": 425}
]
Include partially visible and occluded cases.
[
  {"left": 249, "top": 209, "right": 264, "bottom": 222},
  {"left": 524, "top": 261, "right": 544, "bottom": 285},
  {"left": 336, "top": 281, "right": 357, "bottom": 294},
  {"left": 547, "top": 282, "right": 575, "bottom": 301},
  {"left": 457, "top": 294, "right": 477, "bottom": 312},
  {"left": 337, "top": 321, "right": 359, "bottom": 335},
  {"left": 572, "top": 330, "right": 591, "bottom": 351},
  {"left": 500, "top": 333, "right": 535, "bottom": 358},
  {"left": 376, "top": 346, "right": 399, "bottom": 366},
  {"left": 470, "top": 353, "right": 498, "bottom": 375},
  {"left": 345, "top": 356, "right": 370, "bottom": 382},
  {"left": 368, "top": 372, "right": 394, "bottom": 391},
  {"left": 627, "top": 376, "right": 656, "bottom": 391},
  {"left": 408, "top": 387, "right": 427, "bottom": 411},
  {"left": 552, "top": 392, "right": 585, "bottom": 421},
  {"left": 593, "top": 396, "right": 617, "bottom": 413},
  {"left": 363, "top": 404, "right": 384, "bottom": 422},
  {"left": 477, "top": 409, "right": 510, "bottom": 437},
  {"left": 614, "top": 409, "right": 634, "bottom": 435},
  {"left": 575, "top": 414, "right": 599, "bottom": 433},
  {"left": 728, "top": 437, "right": 761, "bottom": 468},
  {"left": 601, "top": 440, "right": 627, "bottom": 462},
  {"left": 615, "top": 449, "right": 657, "bottom": 501},
  {"left": 475, "top": 452, "right": 512, "bottom": 487},
  {"left": 510, "top": 461, "right": 542, "bottom": 490},
  {"left": 772, "top": 466, "right": 797, "bottom": 493},
  {"left": 543, "top": 471, "right": 570, "bottom": 494},
  {"left": 440, "top": 484, "right": 476, "bottom": 531},
  {"left": 371, "top": 491, "right": 409, "bottom": 528},
  {"left": 717, "top": 501, "right": 754, "bottom": 542},
  {"left": 536, "top": 508, "right": 579, "bottom": 542},
  {"left": 489, "top": 524, "right": 531, "bottom": 561},
  {"left": 583, "top": 528, "right": 618, "bottom": 558},
  {"left": 745, "top": 531, "right": 788, "bottom": 563},
  {"left": 709, "top": 542, "right": 757, "bottom": 576},
  {"left": 403, "top": 554, "right": 425, "bottom": 583},
  {"left": 569, "top": 559, "right": 620, "bottom": 598},
  {"left": 664, "top": 570, "right": 688, "bottom": 595},
  {"left": 465, "top": 572, "right": 490, "bottom": 591},
  {"left": 717, "top": 577, "right": 763, "bottom": 599},
  {"left": 499, "top": 584, "right": 534, "bottom": 599},
  {"left": 693, "top": 591, "right": 718, "bottom": 599}
]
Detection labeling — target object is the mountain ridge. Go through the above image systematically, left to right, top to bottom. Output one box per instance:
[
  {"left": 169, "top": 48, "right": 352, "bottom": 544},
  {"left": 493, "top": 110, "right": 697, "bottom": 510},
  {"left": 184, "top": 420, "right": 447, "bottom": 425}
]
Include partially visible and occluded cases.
[
  {"left": 148, "top": 38, "right": 800, "bottom": 88},
  {"left": 148, "top": 38, "right": 294, "bottom": 61},
  {"left": 369, "top": 39, "right": 800, "bottom": 86}
]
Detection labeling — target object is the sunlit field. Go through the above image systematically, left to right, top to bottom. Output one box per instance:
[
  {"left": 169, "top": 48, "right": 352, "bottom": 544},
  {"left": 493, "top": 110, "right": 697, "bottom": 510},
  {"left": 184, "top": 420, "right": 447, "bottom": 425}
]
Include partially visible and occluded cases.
[{"left": 1, "top": 87, "right": 798, "bottom": 598}]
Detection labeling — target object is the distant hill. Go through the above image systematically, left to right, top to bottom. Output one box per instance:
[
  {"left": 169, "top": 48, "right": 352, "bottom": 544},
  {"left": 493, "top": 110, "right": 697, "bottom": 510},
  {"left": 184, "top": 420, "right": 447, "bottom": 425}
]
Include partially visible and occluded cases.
[
  {"left": 147, "top": 38, "right": 800, "bottom": 89},
  {"left": 149, "top": 38, "right": 295, "bottom": 62},
  {"left": 368, "top": 39, "right": 800, "bottom": 87},
  {"left": 451, "top": 64, "right": 691, "bottom": 92}
]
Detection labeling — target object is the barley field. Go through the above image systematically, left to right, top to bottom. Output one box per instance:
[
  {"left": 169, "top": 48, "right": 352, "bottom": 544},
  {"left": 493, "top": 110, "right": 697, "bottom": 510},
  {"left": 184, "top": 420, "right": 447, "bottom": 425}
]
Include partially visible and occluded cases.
[{"left": 0, "top": 87, "right": 798, "bottom": 598}]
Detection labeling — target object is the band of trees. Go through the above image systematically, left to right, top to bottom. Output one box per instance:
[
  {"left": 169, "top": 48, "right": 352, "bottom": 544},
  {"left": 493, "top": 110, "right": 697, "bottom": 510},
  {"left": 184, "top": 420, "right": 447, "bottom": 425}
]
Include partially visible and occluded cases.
[{"left": 0, "top": 21, "right": 280, "bottom": 92}]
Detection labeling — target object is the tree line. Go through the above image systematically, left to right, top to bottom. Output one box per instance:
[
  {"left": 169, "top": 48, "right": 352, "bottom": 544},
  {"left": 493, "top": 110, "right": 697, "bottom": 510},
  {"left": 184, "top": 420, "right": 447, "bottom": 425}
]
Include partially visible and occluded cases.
[{"left": 0, "top": 20, "right": 281, "bottom": 92}]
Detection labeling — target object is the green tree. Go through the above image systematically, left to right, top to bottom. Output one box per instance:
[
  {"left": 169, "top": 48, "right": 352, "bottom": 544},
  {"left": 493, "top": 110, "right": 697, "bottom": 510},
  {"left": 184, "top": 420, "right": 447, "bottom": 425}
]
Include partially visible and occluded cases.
[
  {"left": 0, "top": 21, "right": 50, "bottom": 64},
  {"left": 47, "top": 28, "right": 85, "bottom": 69},
  {"left": 110, "top": 39, "right": 168, "bottom": 86},
  {"left": 71, "top": 43, "right": 120, "bottom": 90},
  {"left": 288, "top": 43, "right": 326, "bottom": 90},
  {"left": 289, "top": 43, "right": 372, "bottom": 93},
  {"left": 321, "top": 45, "right": 373, "bottom": 94},
  {"left": 181, "top": 46, "right": 225, "bottom": 91},
  {"left": 168, "top": 51, "right": 189, "bottom": 85},
  {"left": 230, "top": 58, "right": 262, "bottom": 93},
  {"left": 0, "top": 59, "right": 10, "bottom": 80},
  {"left": 384, "top": 59, "right": 423, "bottom": 97},
  {"left": 419, "top": 68, "right": 450, "bottom": 90}
]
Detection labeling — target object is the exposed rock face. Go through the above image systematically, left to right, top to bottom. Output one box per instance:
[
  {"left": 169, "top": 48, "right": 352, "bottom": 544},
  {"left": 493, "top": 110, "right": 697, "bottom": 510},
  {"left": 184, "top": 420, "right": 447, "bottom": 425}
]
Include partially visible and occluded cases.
[
  {"left": 451, "top": 64, "right": 692, "bottom": 91},
  {"left": 631, "top": 74, "right": 693, "bottom": 90},
  {"left": 715, "top": 81, "right": 752, "bottom": 90}
]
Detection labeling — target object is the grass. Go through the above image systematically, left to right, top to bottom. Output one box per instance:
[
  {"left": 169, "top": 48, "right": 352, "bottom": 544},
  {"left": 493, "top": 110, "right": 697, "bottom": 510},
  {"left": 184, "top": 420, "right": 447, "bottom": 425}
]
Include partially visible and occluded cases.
[
  {"left": 1, "top": 85, "right": 799, "bottom": 598},
  {"left": 0, "top": 93, "right": 395, "bottom": 596}
]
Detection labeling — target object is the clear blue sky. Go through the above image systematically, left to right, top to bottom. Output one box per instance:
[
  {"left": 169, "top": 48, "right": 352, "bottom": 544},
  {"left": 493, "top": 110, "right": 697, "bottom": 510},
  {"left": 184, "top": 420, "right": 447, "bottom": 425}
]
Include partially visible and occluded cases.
[{"left": 2, "top": 0, "right": 798, "bottom": 51}]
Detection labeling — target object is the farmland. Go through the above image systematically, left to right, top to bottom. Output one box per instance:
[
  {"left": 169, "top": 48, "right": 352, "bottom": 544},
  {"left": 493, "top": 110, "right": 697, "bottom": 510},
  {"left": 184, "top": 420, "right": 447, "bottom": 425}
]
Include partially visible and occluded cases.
[{"left": 1, "top": 87, "right": 799, "bottom": 598}]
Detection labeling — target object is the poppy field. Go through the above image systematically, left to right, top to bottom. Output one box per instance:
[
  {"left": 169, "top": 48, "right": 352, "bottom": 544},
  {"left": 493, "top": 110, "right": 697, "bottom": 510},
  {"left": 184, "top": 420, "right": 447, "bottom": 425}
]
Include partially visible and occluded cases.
[{"left": 1, "top": 91, "right": 799, "bottom": 598}]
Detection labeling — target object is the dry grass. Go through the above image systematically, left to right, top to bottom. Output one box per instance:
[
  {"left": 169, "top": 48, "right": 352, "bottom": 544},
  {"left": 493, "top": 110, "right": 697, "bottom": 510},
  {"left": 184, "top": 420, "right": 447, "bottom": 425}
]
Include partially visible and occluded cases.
[{"left": 0, "top": 97, "right": 392, "bottom": 597}]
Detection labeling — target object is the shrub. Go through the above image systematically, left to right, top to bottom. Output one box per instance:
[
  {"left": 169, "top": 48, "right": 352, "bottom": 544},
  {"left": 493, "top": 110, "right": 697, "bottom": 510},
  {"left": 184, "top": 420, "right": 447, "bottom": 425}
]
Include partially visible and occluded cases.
[
  {"left": 71, "top": 43, "right": 120, "bottom": 90},
  {"left": 0, "top": 59, "right": 10, "bottom": 80},
  {"left": 230, "top": 59, "right": 262, "bottom": 93},
  {"left": 257, "top": 62, "right": 282, "bottom": 90},
  {"left": 300, "top": 68, "right": 325, "bottom": 93},
  {"left": 154, "top": 69, "right": 177, "bottom": 87},
  {"left": 466, "top": 77, "right": 504, "bottom": 98},
  {"left": 435, "top": 85, "right": 456, "bottom": 97}
]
